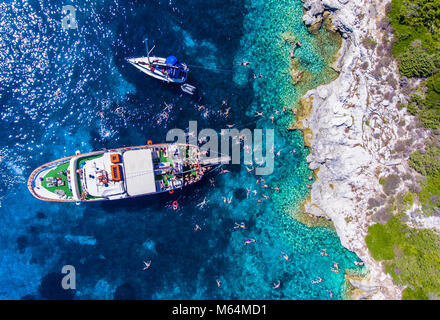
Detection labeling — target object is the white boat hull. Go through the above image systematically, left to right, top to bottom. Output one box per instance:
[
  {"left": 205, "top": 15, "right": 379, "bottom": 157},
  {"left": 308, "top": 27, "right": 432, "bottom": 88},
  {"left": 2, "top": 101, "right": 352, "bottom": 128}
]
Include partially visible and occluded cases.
[{"left": 126, "top": 56, "right": 187, "bottom": 83}]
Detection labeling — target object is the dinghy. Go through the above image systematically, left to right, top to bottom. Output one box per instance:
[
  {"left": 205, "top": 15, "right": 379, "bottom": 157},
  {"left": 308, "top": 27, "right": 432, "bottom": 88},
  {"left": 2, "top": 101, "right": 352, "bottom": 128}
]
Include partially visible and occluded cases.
[{"left": 181, "top": 83, "right": 196, "bottom": 95}]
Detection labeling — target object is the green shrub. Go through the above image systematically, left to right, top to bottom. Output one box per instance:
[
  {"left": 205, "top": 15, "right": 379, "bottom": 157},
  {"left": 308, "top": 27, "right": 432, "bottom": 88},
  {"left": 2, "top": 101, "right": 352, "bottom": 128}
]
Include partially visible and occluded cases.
[
  {"left": 388, "top": 0, "right": 440, "bottom": 57},
  {"left": 399, "top": 0, "right": 440, "bottom": 33},
  {"left": 362, "top": 37, "right": 377, "bottom": 50},
  {"left": 399, "top": 46, "right": 436, "bottom": 78},
  {"left": 427, "top": 73, "right": 440, "bottom": 94},
  {"left": 409, "top": 146, "right": 440, "bottom": 177},
  {"left": 366, "top": 215, "right": 440, "bottom": 300},
  {"left": 365, "top": 222, "right": 396, "bottom": 260}
]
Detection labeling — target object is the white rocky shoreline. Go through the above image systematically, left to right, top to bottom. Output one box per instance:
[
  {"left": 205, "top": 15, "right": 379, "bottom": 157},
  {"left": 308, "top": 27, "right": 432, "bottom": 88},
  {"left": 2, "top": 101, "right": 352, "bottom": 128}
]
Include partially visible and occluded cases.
[{"left": 298, "top": 0, "right": 435, "bottom": 299}]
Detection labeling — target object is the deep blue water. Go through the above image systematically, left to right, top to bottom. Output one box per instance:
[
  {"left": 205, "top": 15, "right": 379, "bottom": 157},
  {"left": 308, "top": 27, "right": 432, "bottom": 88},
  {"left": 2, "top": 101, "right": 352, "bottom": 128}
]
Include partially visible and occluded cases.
[{"left": 0, "top": 0, "right": 362, "bottom": 299}]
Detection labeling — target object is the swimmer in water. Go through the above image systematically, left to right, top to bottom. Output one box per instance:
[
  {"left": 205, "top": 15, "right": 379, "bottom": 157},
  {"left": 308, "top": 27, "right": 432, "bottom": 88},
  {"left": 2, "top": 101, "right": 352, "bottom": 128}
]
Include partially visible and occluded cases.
[
  {"left": 240, "top": 61, "right": 251, "bottom": 67},
  {"left": 54, "top": 88, "right": 61, "bottom": 99},
  {"left": 255, "top": 111, "right": 263, "bottom": 117},
  {"left": 196, "top": 197, "right": 208, "bottom": 209},
  {"left": 234, "top": 222, "right": 246, "bottom": 230},
  {"left": 194, "top": 224, "right": 201, "bottom": 232},
  {"left": 244, "top": 238, "right": 256, "bottom": 245},
  {"left": 320, "top": 248, "right": 329, "bottom": 257},
  {"left": 281, "top": 252, "right": 290, "bottom": 261},
  {"left": 143, "top": 260, "right": 151, "bottom": 270},
  {"left": 354, "top": 261, "right": 365, "bottom": 266},
  {"left": 311, "top": 277, "right": 323, "bottom": 284},
  {"left": 216, "top": 279, "right": 221, "bottom": 287},
  {"left": 273, "top": 281, "right": 281, "bottom": 289},
  {"left": 328, "top": 290, "right": 333, "bottom": 299}
]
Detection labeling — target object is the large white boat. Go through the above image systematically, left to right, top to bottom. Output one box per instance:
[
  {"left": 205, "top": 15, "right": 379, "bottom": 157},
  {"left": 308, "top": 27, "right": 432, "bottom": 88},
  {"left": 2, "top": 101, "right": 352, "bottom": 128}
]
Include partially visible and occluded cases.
[{"left": 27, "top": 143, "right": 226, "bottom": 203}]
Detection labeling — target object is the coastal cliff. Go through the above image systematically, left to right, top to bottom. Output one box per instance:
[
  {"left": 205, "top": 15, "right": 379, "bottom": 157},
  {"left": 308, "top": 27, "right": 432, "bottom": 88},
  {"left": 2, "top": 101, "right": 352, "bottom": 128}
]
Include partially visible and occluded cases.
[{"left": 298, "top": 0, "right": 434, "bottom": 299}]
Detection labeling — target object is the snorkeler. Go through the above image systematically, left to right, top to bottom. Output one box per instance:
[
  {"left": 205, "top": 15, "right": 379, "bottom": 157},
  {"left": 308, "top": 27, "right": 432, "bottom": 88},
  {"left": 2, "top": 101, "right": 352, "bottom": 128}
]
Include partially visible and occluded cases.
[
  {"left": 240, "top": 61, "right": 251, "bottom": 66},
  {"left": 254, "top": 111, "right": 263, "bottom": 117},
  {"left": 196, "top": 197, "right": 209, "bottom": 209},
  {"left": 234, "top": 222, "right": 246, "bottom": 230},
  {"left": 194, "top": 224, "right": 201, "bottom": 232},
  {"left": 244, "top": 238, "right": 256, "bottom": 245},
  {"left": 320, "top": 248, "right": 329, "bottom": 256},
  {"left": 281, "top": 252, "right": 290, "bottom": 261},
  {"left": 143, "top": 260, "right": 151, "bottom": 270},
  {"left": 311, "top": 277, "right": 323, "bottom": 284}
]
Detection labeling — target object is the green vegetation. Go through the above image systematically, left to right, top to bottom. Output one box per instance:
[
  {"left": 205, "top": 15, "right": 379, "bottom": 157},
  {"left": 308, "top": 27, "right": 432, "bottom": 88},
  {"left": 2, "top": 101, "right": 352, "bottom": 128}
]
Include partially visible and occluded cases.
[
  {"left": 365, "top": 0, "right": 440, "bottom": 300},
  {"left": 388, "top": 0, "right": 440, "bottom": 57},
  {"left": 389, "top": 0, "right": 440, "bottom": 210},
  {"left": 362, "top": 37, "right": 377, "bottom": 50},
  {"left": 398, "top": 46, "right": 435, "bottom": 78},
  {"left": 409, "top": 146, "right": 440, "bottom": 177},
  {"left": 366, "top": 215, "right": 440, "bottom": 300}
]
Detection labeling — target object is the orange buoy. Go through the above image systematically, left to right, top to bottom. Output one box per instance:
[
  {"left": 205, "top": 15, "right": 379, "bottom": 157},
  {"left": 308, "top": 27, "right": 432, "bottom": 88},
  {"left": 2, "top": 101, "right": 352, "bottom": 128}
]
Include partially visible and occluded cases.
[
  {"left": 147, "top": 140, "right": 153, "bottom": 145},
  {"left": 169, "top": 190, "right": 174, "bottom": 194},
  {"left": 172, "top": 201, "right": 179, "bottom": 210}
]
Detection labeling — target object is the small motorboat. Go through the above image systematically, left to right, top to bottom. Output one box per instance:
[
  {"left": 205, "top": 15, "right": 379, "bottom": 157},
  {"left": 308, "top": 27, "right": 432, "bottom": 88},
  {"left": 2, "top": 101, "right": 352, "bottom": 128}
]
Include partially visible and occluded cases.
[
  {"left": 126, "top": 40, "right": 189, "bottom": 83},
  {"left": 181, "top": 83, "right": 196, "bottom": 95}
]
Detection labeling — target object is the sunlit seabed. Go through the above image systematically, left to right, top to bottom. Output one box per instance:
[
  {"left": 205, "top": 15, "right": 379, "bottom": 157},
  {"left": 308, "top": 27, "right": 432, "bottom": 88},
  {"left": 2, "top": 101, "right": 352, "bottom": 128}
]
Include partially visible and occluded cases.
[{"left": 0, "top": 0, "right": 362, "bottom": 299}]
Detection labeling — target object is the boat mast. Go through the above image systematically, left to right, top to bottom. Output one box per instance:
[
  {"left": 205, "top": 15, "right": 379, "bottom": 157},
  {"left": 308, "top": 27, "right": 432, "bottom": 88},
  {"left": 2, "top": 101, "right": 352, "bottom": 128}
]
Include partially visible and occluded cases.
[{"left": 145, "top": 38, "right": 152, "bottom": 64}]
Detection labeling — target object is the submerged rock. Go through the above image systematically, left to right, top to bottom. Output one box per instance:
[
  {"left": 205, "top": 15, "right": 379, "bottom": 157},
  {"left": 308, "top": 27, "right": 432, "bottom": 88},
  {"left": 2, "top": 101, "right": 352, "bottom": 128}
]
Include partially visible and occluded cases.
[
  {"left": 39, "top": 272, "right": 75, "bottom": 300},
  {"left": 114, "top": 282, "right": 137, "bottom": 300}
]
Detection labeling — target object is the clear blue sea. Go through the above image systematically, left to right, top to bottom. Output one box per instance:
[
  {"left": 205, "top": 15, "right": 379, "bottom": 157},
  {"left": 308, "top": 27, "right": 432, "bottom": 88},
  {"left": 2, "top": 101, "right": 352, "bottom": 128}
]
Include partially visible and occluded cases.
[{"left": 0, "top": 0, "right": 362, "bottom": 299}]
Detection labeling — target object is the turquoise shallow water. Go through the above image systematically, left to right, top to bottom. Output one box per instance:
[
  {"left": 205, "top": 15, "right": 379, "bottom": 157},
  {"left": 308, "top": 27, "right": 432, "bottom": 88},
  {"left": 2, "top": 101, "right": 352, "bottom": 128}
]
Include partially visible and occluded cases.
[{"left": 0, "top": 0, "right": 362, "bottom": 299}]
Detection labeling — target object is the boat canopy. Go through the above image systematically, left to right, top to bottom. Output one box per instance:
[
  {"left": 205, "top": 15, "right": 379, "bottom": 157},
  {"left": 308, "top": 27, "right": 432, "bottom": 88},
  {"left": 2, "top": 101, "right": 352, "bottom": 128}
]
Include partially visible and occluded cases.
[
  {"left": 165, "top": 56, "right": 178, "bottom": 66},
  {"left": 165, "top": 56, "right": 188, "bottom": 80},
  {"left": 123, "top": 149, "right": 156, "bottom": 196}
]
